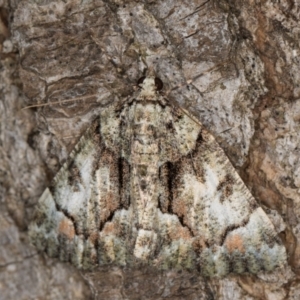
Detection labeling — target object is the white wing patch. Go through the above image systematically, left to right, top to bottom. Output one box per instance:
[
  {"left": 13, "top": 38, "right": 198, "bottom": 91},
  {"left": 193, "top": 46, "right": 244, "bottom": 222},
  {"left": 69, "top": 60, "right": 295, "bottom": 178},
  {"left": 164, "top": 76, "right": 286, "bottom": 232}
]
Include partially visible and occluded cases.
[{"left": 29, "top": 76, "right": 286, "bottom": 276}]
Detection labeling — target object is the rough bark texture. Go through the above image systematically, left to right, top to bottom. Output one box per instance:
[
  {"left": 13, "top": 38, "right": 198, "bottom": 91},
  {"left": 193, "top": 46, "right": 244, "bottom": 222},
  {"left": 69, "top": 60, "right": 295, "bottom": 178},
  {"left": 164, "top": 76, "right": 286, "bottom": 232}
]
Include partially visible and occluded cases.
[{"left": 1, "top": 0, "right": 300, "bottom": 299}]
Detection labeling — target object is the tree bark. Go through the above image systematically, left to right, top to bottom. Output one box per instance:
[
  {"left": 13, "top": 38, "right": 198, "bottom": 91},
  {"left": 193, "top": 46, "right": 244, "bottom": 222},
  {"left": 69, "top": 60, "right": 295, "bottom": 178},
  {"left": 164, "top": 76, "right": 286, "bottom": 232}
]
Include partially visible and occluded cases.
[{"left": 1, "top": 0, "right": 299, "bottom": 299}]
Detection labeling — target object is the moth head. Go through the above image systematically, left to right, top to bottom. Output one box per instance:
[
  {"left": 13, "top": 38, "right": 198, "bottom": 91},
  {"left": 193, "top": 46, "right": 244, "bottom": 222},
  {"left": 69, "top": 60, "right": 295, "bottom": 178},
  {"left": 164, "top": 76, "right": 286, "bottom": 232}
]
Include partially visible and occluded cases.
[{"left": 137, "top": 76, "right": 163, "bottom": 99}]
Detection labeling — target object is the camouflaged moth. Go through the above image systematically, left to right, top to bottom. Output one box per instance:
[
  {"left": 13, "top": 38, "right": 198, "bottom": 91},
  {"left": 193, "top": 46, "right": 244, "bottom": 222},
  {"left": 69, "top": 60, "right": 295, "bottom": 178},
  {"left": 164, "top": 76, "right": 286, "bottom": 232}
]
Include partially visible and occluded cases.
[{"left": 29, "top": 75, "right": 286, "bottom": 277}]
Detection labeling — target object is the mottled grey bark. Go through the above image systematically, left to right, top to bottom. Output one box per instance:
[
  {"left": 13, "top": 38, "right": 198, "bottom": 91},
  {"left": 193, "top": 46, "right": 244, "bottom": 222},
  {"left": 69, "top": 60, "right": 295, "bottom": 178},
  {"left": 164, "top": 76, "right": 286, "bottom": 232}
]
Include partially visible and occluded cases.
[{"left": 1, "top": 0, "right": 300, "bottom": 299}]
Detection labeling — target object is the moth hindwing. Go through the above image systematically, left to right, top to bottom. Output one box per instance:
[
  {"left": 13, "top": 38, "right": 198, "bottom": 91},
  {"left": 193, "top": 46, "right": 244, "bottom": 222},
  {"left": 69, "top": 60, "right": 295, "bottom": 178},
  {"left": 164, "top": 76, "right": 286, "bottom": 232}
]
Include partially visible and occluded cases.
[{"left": 29, "top": 76, "right": 286, "bottom": 277}]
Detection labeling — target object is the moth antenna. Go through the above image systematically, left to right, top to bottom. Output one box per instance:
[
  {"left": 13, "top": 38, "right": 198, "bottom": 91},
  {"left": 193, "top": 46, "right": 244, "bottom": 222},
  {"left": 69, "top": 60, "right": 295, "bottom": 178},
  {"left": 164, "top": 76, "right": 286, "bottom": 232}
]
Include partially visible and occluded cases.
[
  {"left": 168, "top": 60, "right": 230, "bottom": 95},
  {"left": 163, "top": 61, "right": 231, "bottom": 126},
  {"left": 188, "top": 61, "right": 230, "bottom": 83},
  {"left": 21, "top": 94, "right": 98, "bottom": 110},
  {"left": 219, "top": 127, "right": 233, "bottom": 134}
]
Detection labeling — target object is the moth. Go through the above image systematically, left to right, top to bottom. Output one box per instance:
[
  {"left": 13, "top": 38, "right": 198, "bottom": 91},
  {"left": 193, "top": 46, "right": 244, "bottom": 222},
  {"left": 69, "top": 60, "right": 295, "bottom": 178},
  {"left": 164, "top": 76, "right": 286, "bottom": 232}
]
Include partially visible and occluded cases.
[{"left": 29, "top": 74, "right": 286, "bottom": 277}]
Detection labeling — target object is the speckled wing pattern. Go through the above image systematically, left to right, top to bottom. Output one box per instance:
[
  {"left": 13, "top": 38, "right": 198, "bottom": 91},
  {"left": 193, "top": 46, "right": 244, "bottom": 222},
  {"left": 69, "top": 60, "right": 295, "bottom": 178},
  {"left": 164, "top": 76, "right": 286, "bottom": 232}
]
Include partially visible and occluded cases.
[{"left": 29, "top": 76, "right": 286, "bottom": 277}]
